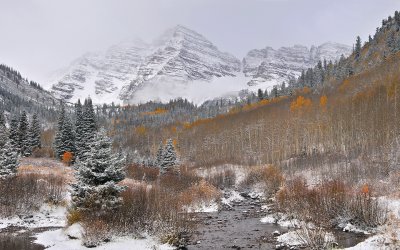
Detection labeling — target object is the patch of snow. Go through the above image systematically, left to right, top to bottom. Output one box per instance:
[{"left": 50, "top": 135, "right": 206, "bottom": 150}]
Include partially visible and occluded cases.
[
  {"left": 221, "top": 190, "right": 244, "bottom": 206},
  {"left": 184, "top": 201, "right": 219, "bottom": 213},
  {"left": 0, "top": 204, "right": 66, "bottom": 229},
  {"left": 260, "top": 213, "right": 301, "bottom": 228},
  {"left": 260, "top": 215, "right": 277, "bottom": 224},
  {"left": 64, "top": 223, "right": 83, "bottom": 240},
  {"left": 340, "top": 223, "right": 371, "bottom": 235},
  {"left": 35, "top": 229, "right": 174, "bottom": 250},
  {"left": 276, "top": 230, "right": 305, "bottom": 247},
  {"left": 277, "top": 230, "right": 335, "bottom": 248},
  {"left": 345, "top": 234, "right": 399, "bottom": 250}
]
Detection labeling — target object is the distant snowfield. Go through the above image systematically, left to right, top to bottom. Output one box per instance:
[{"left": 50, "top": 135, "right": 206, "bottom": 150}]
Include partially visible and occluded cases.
[
  {"left": 48, "top": 74, "right": 279, "bottom": 106},
  {"left": 129, "top": 74, "right": 278, "bottom": 105}
]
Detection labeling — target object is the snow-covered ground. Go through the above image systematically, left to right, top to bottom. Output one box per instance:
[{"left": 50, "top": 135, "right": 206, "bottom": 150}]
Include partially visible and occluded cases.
[
  {"left": 221, "top": 190, "right": 245, "bottom": 207},
  {"left": 344, "top": 196, "right": 400, "bottom": 249},
  {"left": 183, "top": 201, "right": 219, "bottom": 213},
  {"left": 0, "top": 204, "right": 66, "bottom": 230},
  {"left": 35, "top": 228, "right": 174, "bottom": 250}
]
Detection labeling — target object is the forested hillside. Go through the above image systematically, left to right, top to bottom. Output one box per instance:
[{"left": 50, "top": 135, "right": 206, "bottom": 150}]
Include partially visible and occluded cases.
[
  {"left": 116, "top": 11, "right": 400, "bottom": 174},
  {"left": 0, "top": 64, "right": 59, "bottom": 122}
]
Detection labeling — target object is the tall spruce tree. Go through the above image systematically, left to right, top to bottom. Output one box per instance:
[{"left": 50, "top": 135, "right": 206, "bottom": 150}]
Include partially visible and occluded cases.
[
  {"left": 355, "top": 36, "right": 362, "bottom": 60},
  {"left": 257, "top": 89, "right": 264, "bottom": 101},
  {"left": 80, "top": 98, "right": 97, "bottom": 161},
  {"left": 75, "top": 100, "right": 85, "bottom": 160},
  {"left": 54, "top": 103, "right": 66, "bottom": 159},
  {"left": 0, "top": 111, "right": 8, "bottom": 148},
  {"left": 18, "top": 111, "right": 29, "bottom": 156},
  {"left": 28, "top": 113, "right": 41, "bottom": 151},
  {"left": 9, "top": 116, "right": 19, "bottom": 150},
  {"left": 61, "top": 117, "right": 76, "bottom": 159},
  {"left": 71, "top": 128, "right": 125, "bottom": 213},
  {"left": 0, "top": 139, "right": 19, "bottom": 178},
  {"left": 160, "top": 139, "right": 177, "bottom": 174},
  {"left": 155, "top": 142, "right": 164, "bottom": 168}
]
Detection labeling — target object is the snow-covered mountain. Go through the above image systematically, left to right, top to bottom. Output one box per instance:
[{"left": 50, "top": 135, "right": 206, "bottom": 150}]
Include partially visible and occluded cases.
[
  {"left": 49, "top": 26, "right": 351, "bottom": 104},
  {"left": 50, "top": 26, "right": 241, "bottom": 103},
  {"left": 119, "top": 26, "right": 242, "bottom": 100},
  {"left": 49, "top": 38, "right": 150, "bottom": 102},
  {"left": 243, "top": 42, "right": 352, "bottom": 87}
]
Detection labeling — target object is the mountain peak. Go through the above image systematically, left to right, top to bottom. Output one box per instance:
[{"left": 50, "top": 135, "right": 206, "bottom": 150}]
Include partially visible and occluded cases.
[{"left": 243, "top": 42, "right": 352, "bottom": 88}]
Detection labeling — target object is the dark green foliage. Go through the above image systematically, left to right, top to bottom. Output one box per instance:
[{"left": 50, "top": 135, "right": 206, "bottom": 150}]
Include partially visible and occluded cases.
[
  {"left": 18, "top": 111, "right": 30, "bottom": 156},
  {"left": 28, "top": 113, "right": 41, "bottom": 151},
  {"left": 71, "top": 129, "right": 125, "bottom": 212}
]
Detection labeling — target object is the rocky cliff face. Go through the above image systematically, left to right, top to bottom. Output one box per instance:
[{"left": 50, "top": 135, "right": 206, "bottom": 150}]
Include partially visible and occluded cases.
[{"left": 243, "top": 42, "right": 352, "bottom": 87}]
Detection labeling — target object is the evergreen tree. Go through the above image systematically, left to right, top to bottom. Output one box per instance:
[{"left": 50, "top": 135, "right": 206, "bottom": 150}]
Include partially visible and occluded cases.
[
  {"left": 355, "top": 36, "right": 362, "bottom": 60},
  {"left": 271, "top": 86, "right": 279, "bottom": 98},
  {"left": 257, "top": 89, "right": 264, "bottom": 101},
  {"left": 80, "top": 98, "right": 97, "bottom": 161},
  {"left": 75, "top": 100, "right": 85, "bottom": 160},
  {"left": 54, "top": 104, "right": 66, "bottom": 159},
  {"left": 0, "top": 111, "right": 8, "bottom": 148},
  {"left": 18, "top": 111, "right": 29, "bottom": 156},
  {"left": 27, "top": 113, "right": 41, "bottom": 154},
  {"left": 9, "top": 116, "right": 19, "bottom": 150},
  {"left": 61, "top": 117, "right": 76, "bottom": 159},
  {"left": 71, "top": 128, "right": 125, "bottom": 213},
  {"left": 160, "top": 139, "right": 177, "bottom": 174},
  {"left": 0, "top": 140, "right": 19, "bottom": 178},
  {"left": 155, "top": 142, "right": 164, "bottom": 168}
]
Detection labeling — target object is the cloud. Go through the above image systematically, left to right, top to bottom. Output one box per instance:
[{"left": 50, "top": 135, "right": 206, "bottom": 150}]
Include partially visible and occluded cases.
[{"left": 0, "top": 0, "right": 399, "bottom": 85}]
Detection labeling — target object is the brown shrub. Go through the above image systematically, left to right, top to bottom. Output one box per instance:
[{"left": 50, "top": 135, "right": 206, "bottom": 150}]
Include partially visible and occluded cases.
[
  {"left": 126, "top": 164, "right": 159, "bottom": 182},
  {"left": 241, "top": 165, "right": 284, "bottom": 195},
  {"left": 0, "top": 173, "right": 67, "bottom": 217},
  {"left": 276, "top": 178, "right": 387, "bottom": 228},
  {"left": 179, "top": 179, "right": 220, "bottom": 207}
]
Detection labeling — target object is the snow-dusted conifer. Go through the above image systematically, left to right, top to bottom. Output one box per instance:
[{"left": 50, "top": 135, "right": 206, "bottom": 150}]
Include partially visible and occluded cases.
[
  {"left": 79, "top": 98, "right": 97, "bottom": 161},
  {"left": 75, "top": 99, "right": 85, "bottom": 160},
  {"left": 54, "top": 103, "right": 66, "bottom": 159},
  {"left": 0, "top": 111, "right": 8, "bottom": 148},
  {"left": 18, "top": 111, "right": 30, "bottom": 156},
  {"left": 27, "top": 113, "right": 41, "bottom": 154},
  {"left": 9, "top": 116, "right": 19, "bottom": 150},
  {"left": 61, "top": 117, "right": 76, "bottom": 158},
  {"left": 71, "top": 128, "right": 125, "bottom": 212},
  {"left": 160, "top": 139, "right": 177, "bottom": 174},
  {"left": 0, "top": 140, "right": 19, "bottom": 178},
  {"left": 155, "top": 142, "right": 164, "bottom": 167}
]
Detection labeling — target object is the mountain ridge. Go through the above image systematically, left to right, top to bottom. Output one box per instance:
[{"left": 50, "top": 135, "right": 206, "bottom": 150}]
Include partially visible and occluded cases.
[{"left": 48, "top": 25, "right": 351, "bottom": 104}]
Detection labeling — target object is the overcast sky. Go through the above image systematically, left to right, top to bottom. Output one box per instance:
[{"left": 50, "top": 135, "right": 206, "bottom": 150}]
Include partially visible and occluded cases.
[{"left": 1, "top": 0, "right": 399, "bottom": 84}]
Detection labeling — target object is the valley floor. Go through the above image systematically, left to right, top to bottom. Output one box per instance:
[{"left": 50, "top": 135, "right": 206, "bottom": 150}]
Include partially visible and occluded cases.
[{"left": 0, "top": 159, "right": 399, "bottom": 250}]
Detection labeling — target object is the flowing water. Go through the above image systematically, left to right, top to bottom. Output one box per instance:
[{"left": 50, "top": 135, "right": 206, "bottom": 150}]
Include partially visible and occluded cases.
[{"left": 187, "top": 193, "right": 367, "bottom": 250}]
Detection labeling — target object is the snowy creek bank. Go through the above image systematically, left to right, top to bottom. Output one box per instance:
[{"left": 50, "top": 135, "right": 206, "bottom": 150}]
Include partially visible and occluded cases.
[
  {"left": 186, "top": 190, "right": 367, "bottom": 250},
  {"left": 0, "top": 226, "right": 58, "bottom": 250}
]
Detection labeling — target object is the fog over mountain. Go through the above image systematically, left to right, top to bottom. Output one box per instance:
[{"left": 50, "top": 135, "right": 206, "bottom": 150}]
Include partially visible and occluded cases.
[{"left": 0, "top": 0, "right": 399, "bottom": 85}]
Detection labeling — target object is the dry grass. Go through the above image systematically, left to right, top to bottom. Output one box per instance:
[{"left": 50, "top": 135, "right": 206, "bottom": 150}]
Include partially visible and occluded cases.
[
  {"left": 18, "top": 157, "right": 74, "bottom": 182},
  {"left": 179, "top": 179, "right": 220, "bottom": 208}
]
